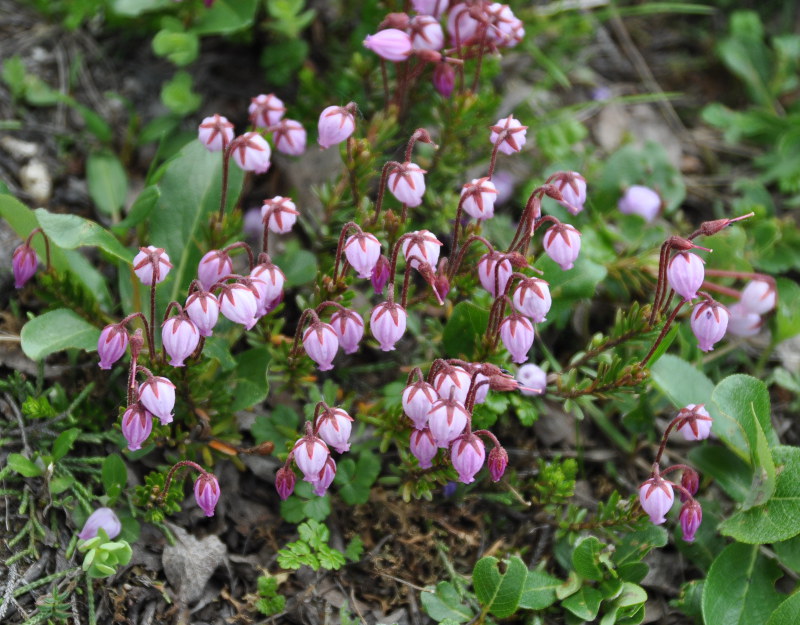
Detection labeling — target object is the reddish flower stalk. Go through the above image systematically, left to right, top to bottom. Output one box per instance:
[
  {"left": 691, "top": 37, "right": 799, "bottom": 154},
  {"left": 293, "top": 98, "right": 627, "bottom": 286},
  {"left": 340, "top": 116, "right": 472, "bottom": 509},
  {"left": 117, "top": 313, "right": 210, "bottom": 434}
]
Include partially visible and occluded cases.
[
  {"left": 370, "top": 160, "right": 403, "bottom": 225},
  {"left": 24, "top": 227, "right": 51, "bottom": 270},
  {"left": 640, "top": 299, "right": 687, "bottom": 367}
]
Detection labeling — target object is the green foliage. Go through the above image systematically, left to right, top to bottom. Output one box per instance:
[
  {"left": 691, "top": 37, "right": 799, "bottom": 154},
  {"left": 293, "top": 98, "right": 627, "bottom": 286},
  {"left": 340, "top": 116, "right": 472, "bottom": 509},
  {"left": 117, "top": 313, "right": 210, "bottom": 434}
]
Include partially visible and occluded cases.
[
  {"left": 152, "top": 18, "right": 200, "bottom": 67},
  {"left": 160, "top": 71, "right": 202, "bottom": 115},
  {"left": 86, "top": 151, "right": 129, "bottom": 219},
  {"left": 20, "top": 309, "right": 101, "bottom": 361},
  {"left": 334, "top": 451, "right": 380, "bottom": 505},
  {"left": 133, "top": 471, "right": 184, "bottom": 523},
  {"left": 280, "top": 480, "right": 331, "bottom": 523},
  {"left": 277, "top": 519, "right": 347, "bottom": 571},
  {"left": 78, "top": 529, "right": 133, "bottom": 578},
  {"left": 254, "top": 574, "right": 286, "bottom": 616}
]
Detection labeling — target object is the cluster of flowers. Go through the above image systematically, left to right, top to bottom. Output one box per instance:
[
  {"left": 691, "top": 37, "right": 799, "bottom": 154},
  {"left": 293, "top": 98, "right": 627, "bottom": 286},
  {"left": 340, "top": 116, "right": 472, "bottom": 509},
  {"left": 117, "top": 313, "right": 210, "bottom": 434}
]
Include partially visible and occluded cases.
[{"left": 639, "top": 404, "right": 712, "bottom": 541}]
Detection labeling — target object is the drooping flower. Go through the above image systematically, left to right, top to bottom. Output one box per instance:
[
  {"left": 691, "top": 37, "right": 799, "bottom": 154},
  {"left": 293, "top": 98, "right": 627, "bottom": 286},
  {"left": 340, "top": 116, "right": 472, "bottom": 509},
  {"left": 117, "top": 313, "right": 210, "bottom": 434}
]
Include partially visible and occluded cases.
[
  {"left": 411, "top": 0, "right": 447, "bottom": 18},
  {"left": 447, "top": 3, "right": 481, "bottom": 43},
  {"left": 409, "top": 15, "right": 444, "bottom": 51},
  {"left": 363, "top": 28, "right": 412, "bottom": 62},
  {"left": 432, "top": 62, "right": 455, "bottom": 97},
  {"left": 248, "top": 93, "right": 285, "bottom": 128},
  {"left": 317, "top": 105, "right": 356, "bottom": 149},
  {"left": 198, "top": 114, "right": 234, "bottom": 152},
  {"left": 489, "top": 115, "right": 528, "bottom": 155},
  {"left": 273, "top": 119, "right": 307, "bottom": 156},
  {"left": 231, "top": 132, "right": 271, "bottom": 173},
  {"left": 388, "top": 162, "right": 427, "bottom": 207},
  {"left": 552, "top": 171, "right": 587, "bottom": 215},
  {"left": 461, "top": 177, "right": 498, "bottom": 221},
  {"left": 618, "top": 185, "right": 661, "bottom": 222},
  {"left": 261, "top": 196, "right": 299, "bottom": 234},
  {"left": 542, "top": 223, "right": 581, "bottom": 271},
  {"left": 402, "top": 230, "right": 442, "bottom": 270},
  {"left": 345, "top": 232, "right": 382, "bottom": 279},
  {"left": 12, "top": 243, "right": 39, "bottom": 289},
  {"left": 133, "top": 246, "right": 173, "bottom": 286},
  {"left": 197, "top": 249, "right": 233, "bottom": 291},
  {"left": 477, "top": 252, "right": 512, "bottom": 298},
  {"left": 666, "top": 252, "right": 705, "bottom": 301},
  {"left": 371, "top": 255, "right": 391, "bottom": 295},
  {"left": 250, "top": 260, "right": 285, "bottom": 315},
  {"left": 512, "top": 277, "right": 551, "bottom": 323},
  {"left": 740, "top": 279, "right": 777, "bottom": 315},
  {"left": 218, "top": 282, "right": 259, "bottom": 329},
  {"left": 185, "top": 289, "right": 220, "bottom": 337},
  {"left": 690, "top": 299, "right": 729, "bottom": 352},
  {"left": 370, "top": 301, "right": 407, "bottom": 351},
  {"left": 726, "top": 303, "right": 762, "bottom": 338},
  {"left": 330, "top": 309, "right": 364, "bottom": 355},
  {"left": 499, "top": 313, "right": 535, "bottom": 364},
  {"left": 161, "top": 314, "right": 200, "bottom": 367},
  {"left": 303, "top": 321, "right": 339, "bottom": 371},
  {"left": 97, "top": 323, "right": 129, "bottom": 370},
  {"left": 516, "top": 363, "right": 546, "bottom": 396},
  {"left": 432, "top": 364, "right": 472, "bottom": 404},
  {"left": 138, "top": 375, "right": 176, "bottom": 425},
  {"left": 402, "top": 380, "right": 438, "bottom": 429},
  {"left": 427, "top": 396, "right": 469, "bottom": 448},
  {"left": 121, "top": 403, "right": 152, "bottom": 451},
  {"left": 676, "top": 404, "right": 713, "bottom": 441},
  {"left": 316, "top": 406, "right": 354, "bottom": 453},
  {"left": 410, "top": 428, "right": 438, "bottom": 469},
  {"left": 450, "top": 433, "right": 486, "bottom": 484},
  {"left": 292, "top": 435, "right": 330, "bottom": 482},
  {"left": 487, "top": 446, "right": 508, "bottom": 482},
  {"left": 312, "top": 456, "right": 337, "bottom": 496},
  {"left": 275, "top": 466, "right": 296, "bottom": 500},
  {"left": 681, "top": 468, "right": 700, "bottom": 501},
  {"left": 193, "top": 472, "right": 220, "bottom": 517},
  {"left": 639, "top": 475, "right": 675, "bottom": 525},
  {"left": 679, "top": 499, "right": 702, "bottom": 542},
  {"left": 78, "top": 507, "right": 121, "bottom": 541}
]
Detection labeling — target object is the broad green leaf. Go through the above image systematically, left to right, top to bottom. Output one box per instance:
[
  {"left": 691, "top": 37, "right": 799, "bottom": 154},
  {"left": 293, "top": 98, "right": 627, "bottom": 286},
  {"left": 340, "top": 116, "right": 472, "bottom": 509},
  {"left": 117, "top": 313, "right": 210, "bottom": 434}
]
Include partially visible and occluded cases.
[
  {"left": 111, "top": 0, "right": 171, "bottom": 17},
  {"left": 190, "top": 0, "right": 258, "bottom": 35},
  {"left": 152, "top": 29, "right": 199, "bottom": 67},
  {"left": 160, "top": 71, "right": 201, "bottom": 115},
  {"left": 149, "top": 140, "right": 243, "bottom": 310},
  {"left": 86, "top": 151, "right": 128, "bottom": 218},
  {"left": 113, "top": 185, "right": 160, "bottom": 233},
  {"left": 0, "top": 195, "right": 68, "bottom": 270},
  {"left": 34, "top": 208, "right": 132, "bottom": 264},
  {"left": 273, "top": 240, "right": 318, "bottom": 286},
  {"left": 536, "top": 254, "right": 608, "bottom": 329},
  {"left": 774, "top": 278, "right": 800, "bottom": 341},
  {"left": 442, "top": 301, "right": 489, "bottom": 359},
  {"left": 21, "top": 309, "right": 100, "bottom": 360},
  {"left": 231, "top": 347, "right": 271, "bottom": 411},
  {"left": 649, "top": 354, "right": 714, "bottom": 408},
  {"left": 252, "top": 405, "right": 300, "bottom": 453},
  {"left": 52, "top": 428, "right": 80, "bottom": 461},
  {"left": 688, "top": 446, "right": 751, "bottom": 503},
  {"left": 720, "top": 446, "right": 800, "bottom": 543},
  {"left": 335, "top": 452, "right": 380, "bottom": 505},
  {"left": 7, "top": 453, "right": 43, "bottom": 477},
  {"left": 102, "top": 454, "right": 128, "bottom": 500},
  {"left": 612, "top": 525, "right": 668, "bottom": 569},
  {"left": 774, "top": 535, "right": 800, "bottom": 573},
  {"left": 572, "top": 536, "right": 604, "bottom": 581},
  {"left": 702, "top": 542, "right": 784, "bottom": 625},
  {"left": 473, "top": 555, "right": 528, "bottom": 618},
  {"left": 518, "top": 569, "right": 560, "bottom": 610},
  {"left": 421, "top": 582, "right": 474, "bottom": 623},
  {"left": 600, "top": 583, "right": 648, "bottom": 625},
  {"left": 562, "top": 585, "right": 603, "bottom": 621},
  {"left": 767, "top": 592, "right": 800, "bottom": 625}
]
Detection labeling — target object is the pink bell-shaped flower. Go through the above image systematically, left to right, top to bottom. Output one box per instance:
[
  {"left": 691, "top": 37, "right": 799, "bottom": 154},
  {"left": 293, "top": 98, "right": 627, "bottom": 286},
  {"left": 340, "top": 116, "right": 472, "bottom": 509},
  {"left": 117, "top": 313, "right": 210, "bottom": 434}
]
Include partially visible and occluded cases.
[
  {"left": 412, "top": 0, "right": 447, "bottom": 18},
  {"left": 447, "top": 3, "right": 481, "bottom": 42},
  {"left": 487, "top": 4, "right": 524, "bottom": 48},
  {"left": 409, "top": 15, "right": 444, "bottom": 51},
  {"left": 363, "top": 28, "right": 412, "bottom": 62},
  {"left": 432, "top": 62, "right": 455, "bottom": 97},
  {"left": 248, "top": 93, "right": 285, "bottom": 128},
  {"left": 318, "top": 105, "right": 356, "bottom": 149},
  {"left": 198, "top": 114, "right": 234, "bottom": 152},
  {"left": 489, "top": 115, "right": 528, "bottom": 155},
  {"left": 273, "top": 118, "right": 306, "bottom": 156},
  {"left": 231, "top": 132, "right": 271, "bottom": 173},
  {"left": 388, "top": 162, "right": 427, "bottom": 207},
  {"left": 552, "top": 171, "right": 587, "bottom": 215},
  {"left": 461, "top": 177, "right": 497, "bottom": 221},
  {"left": 618, "top": 185, "right": 661, "bottom": 222},
  {"left": 262, "top": 196, "right": 299, "bottom": 234},
  {"left": 543, "top": 223, "right": 581, "bottom": 271},
  {"left": 402, "top": 230, "right": 442, "bottom": 270},
  {"left": 345, "top": 232, "right": 382, "bottom": 279},
  {"left": 12, "top": 243, "right": 38, "bottom": 289},
  {"left": 133, "top": 246, "right": 172, "bottom": 286},
  {"left": 197, "top": 249, "right": 233, "bottom": 291},
  {"left": 666, "top": 252, "right": 705, "bottom": 301},
  {"left": 477, "top": 253, "right": 512, "bottom": 298},
  {"left": 371, "top": 255, "right": 391, "bottom": 295},
  {"left": 250, "top": 260, "right": 285, "bottom": 312},
  {"left": 512, "top": 277, "right": 551, "bottom": 323},
  {"left": 740, "top": 279, "right": 776, "bottom": 315},
  {"left": 218, "top": 282, "right": 259, "bottom": 329},
  {"left": 185, "top": 290, "right": 220, "bottom": 337},
  {"left": 691, "top": 299, "right": 729, "bottom": 352},
  {"left": 370, "top": 301, "right": 407, "bottom": 351},
  {"left": 726, "top": 303, "right": 762, "bottom": 337},
  {"left": 330, "top": 309, "right": 364, "bottom": 355},
  {"left": 499, "top": 313, "right": 534, "bottom": 364},
  {"left": 161, "top": 314, "right": 200, "bottom": 367},
  {"left": 303, "top": 321, "right": 339, "bottom": 371},
  {"left": 97, "top": 323, "right": 129, "bottom": 370},
  {"left": 516, "top": 363, "right": 546, "bottom": 396},
  {"left": 432, "top": 365, "right": 472, "bottom": 404},
  {"left": 138, "top": 375, "right": 176, "bottom": 425},
  {"left": 403, "top": 380, "right": 438, "bottom": 429},
  {"left": 427, "top": 395, "right": 469, "bottom": 448},
  {"left": 121, "top": 403, "right": 152, "bottom": 451},
  {"left": 676, "top": 404, "right": 713, "bottom": 441},
  {"left": 316, "top": 406, "right": 354, "bottom": 453},
  {"left": 410, "top": 428, "right": 438, "bottom": 469},
  {"left": 450, "top": 433, "right": 486, "bottom": 484},
  {"left": 292, "top": 435, "right": 330, "bottom": 482},
  {"left": 487, "top": 446, "right": 508, "bottom": 482},
  {"left": 312, "top": 456, "right": 337, "bottom": 496},
  {"left": 275, "top": 466, "right": 296, "bottom": 500},
  {"left": 193, "top": 472, "right": 220, "bottom": 517},
  {"left": 639, "top": 475, "right": 675, "bottom": 525},
  {"left": 679, "top": 499, "right": 702, "bottom": 542},
  {"left": 78, "top": 507, "right": 121, "bottom": 541}
]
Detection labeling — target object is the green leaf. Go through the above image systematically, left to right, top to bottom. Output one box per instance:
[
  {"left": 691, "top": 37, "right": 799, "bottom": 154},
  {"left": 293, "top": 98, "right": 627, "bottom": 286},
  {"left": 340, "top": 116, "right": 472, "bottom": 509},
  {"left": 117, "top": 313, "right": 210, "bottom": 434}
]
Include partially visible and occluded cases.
[
  {"left": 111, "top": 0, "right": 171, "bottom": 17},
  {"left": 190, "top": 0, "right": 258, "bottom": 35},
  {"left": 152, "top": 29, "right": 199, "bottom": 67},
  {"left": 2, "top": 56, "right": 27, "bottom": 98},
  {"left": 160, "top": 71, "right": 201, "bottom": 115},
  {"left": 86, "top": 151, "right": 128, "bottom": 218},
  {"left": 113, "top": 186, "right": 160, "bottom": 233},
  {"left": 34, "top": 208, "right": 132, "bottom": 264},
  {"left": 272, "top": 240, "right": 318, "bottom": 286},
  {"left": 774, "top": 278, "right": 800, "bottom": 341},
  {"left": 442, "top": 301, "right": 489, "bottom": 359},
  {"left": 21, "top": 309, "right": 100, "bottom": 361},
  {"left": 231, "top": 347, "right": 271, "bottom": 411},
  {"left": 649, "top": 354, "right": 714, "bottom": 408},
  {"left": 252, "top": 404, "right": 300, "bottom": 452},
  {"left": 52, "top": 428, "right": 80, "bottom": 461},
  {"left": 688, "top": 446, "right": 751, "bottom": 503},
  {"left": 720, "top": 446, "right": 800, "bottom": 543},
  {"left": 335, "top": 452, "right": 380, "bottom": 505},
  {"left": 7, "top": 453, "right": 43, "bottom": 477},
  {"left": 102, "top": 454, "right": 127, "bottom": 500},
  {"left": 49, "top": 474, "right": 74, "bottom": 494},
  {"left": 774, "top": 535, "right": 800, "bottom": 573},
  {"left": 344, "top": 536, "right": 364, "bottom": 562},
  {"left": 571, "top": 536, "right": 605, "bottom": 581},
  {"left": 702, "top": 542, "right": 784, "bottom": 625},
  {"left": 317, "top": 545, "right": 346, "bottom": 570},
  {"left": 472, "top": 555, "right": 528, "bottom": 618},
  {"left": 518, "top": 569, "right": 560, "bottom": 610},
  {"left": 421, "top": 582, "right": 474, "bottom": 623},
  {"left": 562, "top": 585, "right": 603, "bottom": 621},
  {"left": 767, "top": 592, "right": 800, "bottom": 625}
]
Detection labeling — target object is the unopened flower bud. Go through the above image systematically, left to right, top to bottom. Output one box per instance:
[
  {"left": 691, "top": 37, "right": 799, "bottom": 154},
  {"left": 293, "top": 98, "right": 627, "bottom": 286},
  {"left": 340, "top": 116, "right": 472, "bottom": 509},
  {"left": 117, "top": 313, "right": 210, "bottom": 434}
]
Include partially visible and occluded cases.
[
  {"left": 412, "top": 0, "right": 447, "bottom": 18},
  {"left": 447, "top": 2, "right": 481, "bottom": 42},
  {"left": 409, "top": 15, "right": 444, "bottom": 51},
  {"left": 363, "top": 28, "right": 412, "bottom": 62},
  {"left": 432, "top": 62, "right": 455, "bottom": 97},
  {"left": 248, "top": 93, "right": 285, "bottom": 128},
  {"left": 318, "top": 105, "right": 356, "bottom": 149},
  {"left": 198, "top": 114, "right": 234, "bottom": 152},
  {"left": 489, "top": 115, "right": 528, "bottom": 155},
  {"left": 231, "top": 132, "right": 271, "bottom": 173},
  {"left": 388, "top": 162, "right": 427, "bottom": 207},
  {"left": 552, "top": 171, "right": 587, "bottom": 215},
  {"left": 461, "top": 177, "right": 497, "bottom": 221},
  {"left": 618, "top": 185, "right": 661, "bottom": 222},
  {"left": 261, "top": 196, "right": 299, "bottom": 234},
  {"left": 543, "top": 223, "right": 581, "bottom": 271},
  {"left": 402, "top": 230, "right": 442, "bottom": 270},
  {"left": 345, "top": 232, "right": 382, "bottom": 279},
  {"left": 12, "top": 243, "right": 39, "bottom": 289},
  {"left": 133, "top": 246, "right": 172, "bottom": 286},
  {"left": 197, "top": 249, "right": 233, "bottom": 291},
  {"left": 666, "top": 252, "right": 705, "bottom": 301},
  {"left": 477, "top": 253, "right": 512, "bottom": 298},
  {"left": 371, "top": 255, "right": 391, "bottom": 295},
  {"left": 250, "top": 260, "right": 285, "bottom": 315},
  {"left": 434, "top": 273, "right": 450, "bottom": 302},
  {"left": 513, "top": 277, "right": 551, "bottom": 323},
  {"left": 740, "top": 279, "right": 776, "bottom": 315},
  {"left": 218, "top": 282, "right": 259, "bottom": 329},
  {"left": 185, "top": 290, "right": 220, "bottom": 337},
  {"left": 691, "top": 299, "right": 729, "bottom": 352},
  {"left": 370, "top": 301, "right": 407, "bottom": 351},
  {"left": 727, "top": 303, "right": 762, "bottom": 337},
  {"left": 330, "top": 309, "right": 364, "bottom": 355},
  {"left": 499, "top": 313, "right": 535, "bottom": 364},
  {"left": 161, "top": 314, "right": 200, "bottom": 367},
  {"left": 303, "top": 321, "right": 339, "bottom": 371},
  {"left": 97, "top": 323, "right": 129, "bottom": 370},
  {"left": 516, "top": 363, "right": 546, "bottom": 396},
  {"left": 433, "top": 365, "right": 472, "bottom": 404},
  {"left": 138, "top": 375, "right": 176, "bottom": 425},
  {"left": 403, "top": 380, "right": 438, "bottom": 429},
  {"left": 427, "top": 396, "right": 469, "bottom": 448},
  {"left": 121, "top": 403, "right": 152, "bottom": 451},
  {"left": 676, "top": 404, "right": 713, "bottom": 441},
  {"left": 410, "top": 428, "right": 438, "bottom": 468},
  {"left": 450, "top": 433, "right": 486, "bottom": 484},
  {"left": 292, "top": 435, "right": 330, "bottom": 482},
  {"left": 487, "top": 446, "right": 508, "bottom": 482},
  {"left": 275, "top": 466, "right": 296, "bottom": 500},
  {"left": 680, "top": 468, "right": 700, "bottom": 502},
  {"left": 194, "top": 472, "right": 220, "bottom": 517},
  {"left": 639, "top": 475, "right": 674, "bottom": 525},
  {"left": 679, "top": 499, "right": 702, "bottom": 542},
  {"left": 78, "top": 507, "right": 121, "bottom": 541}
]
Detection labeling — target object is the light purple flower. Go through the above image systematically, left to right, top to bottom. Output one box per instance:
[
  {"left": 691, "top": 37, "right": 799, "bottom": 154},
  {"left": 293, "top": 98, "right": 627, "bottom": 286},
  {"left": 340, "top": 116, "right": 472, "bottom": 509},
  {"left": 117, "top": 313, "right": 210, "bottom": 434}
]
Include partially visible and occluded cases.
[
  {"left": 412, "top": 0, "right": 447, "bottom": 18},
  {"left": 447, "top": 3, "right": 481, "bottom": 43},
  {"left": 409, "top": 15, "right": 444, "bottom": 51},
  {"left": 363, "top": 28, "right": 412, "bottom": 62},
  {"left": 432, "top": 63, "right": 455, "bottom": 97},
  {"left": 248, "top": 93, "right": 285, "bottom": 128},
  {"left": 317, "top": 105, "right": 356, "bottom": 149},
  {"left": 198, "top": 114, "right": 234, "bottom": 152},
  {"left": 489, "top": 115, "right": 528, "bottom": 155},
  {"left": 273, "top": 119, "right": 306, "bottom": 156},
  {"left": 231, "top": 132, "right": 271, "bottom": 173},
  {"left": 388, "top": 162, "right": 427, "bottom": 207},
  {"left": 552, "top": 171, "right": 587, "bottom": 215},
  {"left": 461, "top": 177, "right": 497, "bottom": 221},
  {"left": 618, "top": 185, "right": 661, "bottom": 222},
  {"left": 261, "top": 196, "right": 299, "bottom": 234},
  {"left": 542, "top": 223, "right": 581, "bottom": 271},
  {"left": 402, "top": 230, "right": 441, "bottom": 270},
  {"left": 345, "top": 232, "right": 382, "bottom": 279},
  {"left": 12, "top": 243, "right": 38, "bottom": 289},
  {"left": 133, "top": 246, "right": 172, "bottom": 286},
  {"left": 197, "top": 249, "right": 232, "bottom": 291},
  {"left": 666, "top": 252, "right": 705, "bottom": 301},
  {"left": 477, "top": 253, "right": 512, "bottom": 298},
  {"left": 371, "top": 255, "right": 391, "bottom": 295},
  {"left": 250, "top": 261, "right": 285, "bottom": 311},
  {"left": 512, "top": 277, "right": 551, "bottom": 323},
  {"left": 740, "top": 279, "right": 776, "bottom": 315},
  {"left": 218, "top": 282, "right": 259, "bottom": 329},
  {"left": 185, "top": 290, "right": 220, "bottom": 337},
  {"left": 691, "top": 299, "right": 729, "bottom": 352},
  {"left": 370, "top": 301, "right": 407, "bottom": 351},
  {"left": 726, "top": 303, "right": 761, "bottom": 338},
  {"left": 330, "top": 309, "right": 364, "bottom": 355},
  {"left": 499, "top": 313, "right": 534, "bottom": 364},
  {"left": 161, "top": 315, "right": 200, "bottom": 367},
  {"left": 303, "top": 321, "right": 339, "bottom": 371},
  {"left": 97, "top": 323, "right": 129, "bottom": 370},
  {"left": 516, "top": 363, "right": 546, "bottom": 396},
  {"left": 432, "top": 365, "right": 472, "bottom": 404},
  {"left": 138, "top": 375, "right": 176, "bottom": 425},
  {"left": 402, "top": 380, "right": 438, "bottom": 429},
  {"left": 427, "top": 396, "right": 469, "bottom": 448},
  {"left": 121, "top": 403, "right": 152, "bottom": 451},
  {"left": 676, "top": 404, "right": 713, "bottom": 441},
  {"left": 316, "top": 406, "right": 354, "bottom": 453},
  {"left": 410, "top": 428, "right": 438, "bottom": 469},
  {"left": 450, "top": 433, "right": 486, "bottom": 484},
  {"left": 292, "top": 436, "right": 330, "bottom": 482},
  {"left": 487, "top": 446, "right": 508, "bottom": 482},
  {"left": 312, "top": 456, "right": 337, "bottom": 496},
  {"left": 275, "top": 466, "right": 296, "bottom": 500},
  {"left": 193, "top": 473, "right": 220, "bottom": 517},
  {"left": 639, "top": 475, "right": 674, "bottom": 525},
  {"left": 679, "top": 499, "right": 702, "bottom": 542},
  {"left": 78, "top": 507, "right": 121, "bottom": 541}
]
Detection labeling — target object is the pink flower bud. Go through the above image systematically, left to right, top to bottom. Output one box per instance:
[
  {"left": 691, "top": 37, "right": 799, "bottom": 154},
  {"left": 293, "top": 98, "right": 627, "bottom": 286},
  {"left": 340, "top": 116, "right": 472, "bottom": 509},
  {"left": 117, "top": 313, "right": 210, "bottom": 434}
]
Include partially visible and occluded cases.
[
  {"left": 412, "top": 0, "right": 447, "bottom": 18},
  {"left": 447, "top": 3, "right": 481, "bottom": 43},
  {"left": 487, "top": 4, "right": 524, "bottom": 48},
  {"left": 409, "top": 15, "right": 444, "bottom": 50},
  {"left": 363, "top": 28, "right": 412, "bottom": 62},
  {"left": 432, "top": 62, "right": 455, "bottom": 97},
  {"left": 248, "top": 93, "right": 285, "bottom": 128},
  {"left": 317, "top": 105, "right": 356, "bottom": 149},
  {"left": 198, "top": 114, "right": 234, "bottom": 152},
  {"left": 489, "top": 115, "right": 528, "bottom": 155},
  {"left": 273, "top": 118, "right": 306, "bottom": 156},
  {"left": 231, "top": 132, "right": 271, "bottom": 173},
  {"left": 388, "top": 162, "right": 427, "bottom": 207},
  {"left": 552, "top": 171, "right": 587, "bottom": 215},
  {"left": 461, "top": 177, "right": 497, "bottom": 221},
  {"left": 618, "top": 185, "right": 661, "bottom": 222},
  {"left": 261, "top": 196, "right": 299, "bottom": 235},
  {"left": 543, "top": 223, "right": 581, "bottom": 271},
  {"left": 402, "top": 230, "right": 442, "bottom": 270},
  {"left": 345, "top": 232, "right": 382, "bottom": 279},
  {"left": 12, "top": 243, "right": 38, "bottom": 289},
  {"left": 133, "top": 246, "right": 173, "bottom": 286},
  {"left": 197, "top": 249, "right": 233, "bottom": 290},
  {"left": 666, "top": 252, "right": 705, "bottom": 301},
  {"left": 477, "top": 253, "right": 512, "bottom": 298},
  {"left": 371, "top": 255, "right": 391, "bottom": 295},
  {"left": 250, "top": 260, "right": 285, "bottom": 313},
  {"left": 434, "top": 272, "right": 451, "bottom": 302},
  {"left": 512, "top": 277, "right": 551, "bottom": 323},
  {"left": 740, "top": 279, "right": 776, "bottom": 315},
  {"left": 218, "top": 282, "right": 259, "bottom": 329},
  {"left": 185, "top": 290, "right": 220, "bottom": 337},
  {"left": 691, "top": 299, "right": 729, "bottom": 352},
  {"left": 370, "top": 301, "right": 407, "bottom": 351},
  {"left": 727, "top": 303, "right": 761, "bottom": 337},
  {"left": 330, "top": 309, "right": 364, "bottom": 355},
  {"left": 499, "top": 313, "right": 534, "bottom": 364},
  {"left": 161, "top": 314, "right": 200, "bottom": 367},
  {"left": 303, "top": 321, "right": 339, "bottom": 371},
  {"left": 97, "top": 323, "right": 129, "bottom": 370},
  {"left": 516, "top": 363, "right": 546, "bottom": 396},
  {"left": 432, "top": 365, "right": 472, "bottom": 404},
  {"left": 138, "top": 375, "right": 176, "bottom": 425},
  {"left": 402, "top": 380, "right": 438, "bottom": 429},
  {"left": 427, "top": 396, "right": 469, "bottom": 448},
  {"left": 121, "top": 403, "right": 152, "bottom": 451},
  {"left": 676, "top": 404, "right": 713, "bottom": 441},
  {"left": 316, "top": 406, "right": 354, "bottom": 453},
  {"left": 410, "top": 428, "right": 438, "bottom": 468},
  {"left": 450, "top": 433, "right": 486, "bottom": 484},
  {"left": 292, "top": 435, "right": 330, "bottom": 482},
  {"left": 487, "top": 446, "right": 508, "bottom": 482},
  {"left": 312, "top": 456, "right": 337, "bottom": 496},
  {"left": 275, "top": 466, "right": 296, "bottom": 500},
  {"left": 681, "top": 468, "right": 700, "bottom": 502},
  {"left": 194, "top": 472, "right": 220, "bottom": 517},
  {"left": 639, "top": 475, "right": 675, "bottom": 525},
  {"left": 679, "top": 499, "right": 702, "bottom": 542},
  {"left": 78, "top": 507, "right": 121, "bottom": 540}
]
